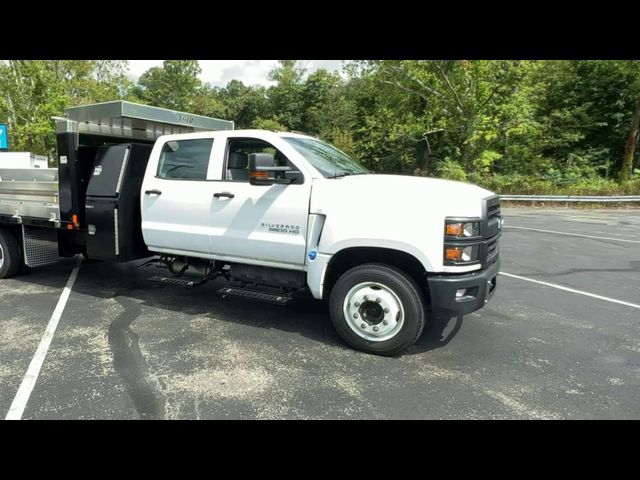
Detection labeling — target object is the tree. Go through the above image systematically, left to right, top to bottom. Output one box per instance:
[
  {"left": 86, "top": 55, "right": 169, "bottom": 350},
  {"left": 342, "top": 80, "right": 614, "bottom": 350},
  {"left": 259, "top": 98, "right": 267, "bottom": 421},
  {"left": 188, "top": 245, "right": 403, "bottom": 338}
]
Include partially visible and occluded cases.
[
  {"left": 2, "top": 59, "right": 639, "bottom": 190},
  {"left": 0, "top": 60, "right": 133, "bottom": 159},
  {"left": 92, "top": 60, "right": 137, "bottom": 101},
  {"left": 136, "top": 60, "right": 202, "bottom": 111},
  {"left": 266, "top": 60, "right": 306, "bottom": 129},
  {"left": 344, "top": 60, "right": 538, "bottom": 176},
  {"left": 533, "top": 60, "right": 640, "bottom": 181},
  {"left": 301, "top": 69, "right": 355, "bottom": 146},
  {"left": 217, "top": 80, "right": 269, "bottom": 128},
  {"left": 620, "top": 96, "right": 640, "bottom": 182},
  {"left": 252, "top": 117, "right": 288, "bottom": 131}
]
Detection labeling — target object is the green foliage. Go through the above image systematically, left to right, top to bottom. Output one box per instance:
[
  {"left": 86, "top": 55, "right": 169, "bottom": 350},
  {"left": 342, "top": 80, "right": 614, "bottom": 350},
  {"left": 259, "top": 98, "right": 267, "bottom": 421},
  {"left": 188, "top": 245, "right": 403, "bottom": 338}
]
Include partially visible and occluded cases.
[
  {"left": 2, "top": 59, "right": 639, "bottom": 194},
  {"left": 344, "top": 59, "right": 640, "bottom": 188},
  {"left": 0, "top": 60, "right": 134, "bottom": 159},
  {"left": 136, "top": 60, "right": 202, "bottom": 111},
  {"left": 532, "top": 60, "right": 640, "bottom": 179},
  {"left": 266, "top": 61, "right": 306, "bottom": 129},
  {"left": 215, "top": 80, "right": 269, "bottom": 128},
  {"left": 252, "top": 117, "right": 288, "bottom": 131},
  {"left": 326, "top": 129, "right": 356, "bottom": 157},
  {"left": 436, "top": 158, "right": 467, "bottom": 181},
  {"left": 477, "top": 174, "right": 640, "bottom": 196}
]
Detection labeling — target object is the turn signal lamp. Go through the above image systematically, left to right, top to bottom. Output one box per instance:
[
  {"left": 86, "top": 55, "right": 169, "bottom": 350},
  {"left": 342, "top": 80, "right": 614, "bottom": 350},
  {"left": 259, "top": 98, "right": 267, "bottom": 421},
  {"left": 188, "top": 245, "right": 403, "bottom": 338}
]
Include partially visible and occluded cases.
[
  {"left": 445, "top": 221, "right": 480, "bottom": 238},
  {"left": 446, "top": 224, "right": 464, "bottom": 236},
  {"left": 445, "top": 245, "right": 476, "bottom": 263},
  {"left": 445, "top": 247, "right": 463, "bottom": 261}
]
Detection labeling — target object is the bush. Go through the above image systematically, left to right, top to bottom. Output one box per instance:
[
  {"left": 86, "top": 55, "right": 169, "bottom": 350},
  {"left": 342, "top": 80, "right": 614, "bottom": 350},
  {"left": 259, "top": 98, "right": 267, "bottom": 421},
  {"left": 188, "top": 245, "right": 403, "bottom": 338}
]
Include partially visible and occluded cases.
[
  {"left": 252, "top": 117, "right": 288, "bottom": 131},
  {"left": 436, "top": 159, "right": 467, "bottom": 182},
  {"left": 472, "top": 174, "right": 640, "bottom": 196}
]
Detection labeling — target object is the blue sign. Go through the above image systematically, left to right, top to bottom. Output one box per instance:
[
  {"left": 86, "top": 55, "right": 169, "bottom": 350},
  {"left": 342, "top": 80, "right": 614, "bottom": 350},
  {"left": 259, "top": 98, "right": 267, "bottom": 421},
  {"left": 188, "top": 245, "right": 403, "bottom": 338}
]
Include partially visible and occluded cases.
[{"left": 0, "top": 124, "right": 8, "bottom": 151}]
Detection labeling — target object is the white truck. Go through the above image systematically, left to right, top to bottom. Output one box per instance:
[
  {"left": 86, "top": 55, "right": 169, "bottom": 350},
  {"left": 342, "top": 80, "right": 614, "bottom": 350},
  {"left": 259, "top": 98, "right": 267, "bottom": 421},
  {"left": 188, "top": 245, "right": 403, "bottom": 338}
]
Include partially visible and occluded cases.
[
  {"left": 0, "top": 101, "right": 501, "bottom": 355},
  {"left": 0, "top": 152, "right": 49, "bottom": 169}
]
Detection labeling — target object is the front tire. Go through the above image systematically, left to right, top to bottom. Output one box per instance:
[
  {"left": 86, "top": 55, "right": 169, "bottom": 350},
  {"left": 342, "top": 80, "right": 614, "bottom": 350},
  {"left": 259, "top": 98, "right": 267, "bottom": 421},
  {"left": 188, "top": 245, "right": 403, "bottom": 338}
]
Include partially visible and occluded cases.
[
  {"left": 0, "top": 229, "right": 23, "bottom": 279},
  {"left": 329, "top": 263, "right": 426, "bottom": 356}
]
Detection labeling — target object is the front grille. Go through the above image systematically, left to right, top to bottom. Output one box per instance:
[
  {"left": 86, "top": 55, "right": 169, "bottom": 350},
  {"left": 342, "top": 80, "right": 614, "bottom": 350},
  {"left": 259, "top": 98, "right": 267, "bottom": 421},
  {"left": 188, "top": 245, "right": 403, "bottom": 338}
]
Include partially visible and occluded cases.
[
  {"left": 443, "top": 196, "right": 501, "bottom": 267},
  {"left": 481, "top": 196, "right": 501, "bottom": 266},
  {"left": 484, "top": 196, "right": 502, "bottom": 239},
  {"left": 488, "top": 203, "right": 500, "bottom": 219},
  {"left": 486, "top": 237, "right": 499, "bottom": 264},
  {"left": 488, "top": 238, "right": 498, "bottom": 255}
]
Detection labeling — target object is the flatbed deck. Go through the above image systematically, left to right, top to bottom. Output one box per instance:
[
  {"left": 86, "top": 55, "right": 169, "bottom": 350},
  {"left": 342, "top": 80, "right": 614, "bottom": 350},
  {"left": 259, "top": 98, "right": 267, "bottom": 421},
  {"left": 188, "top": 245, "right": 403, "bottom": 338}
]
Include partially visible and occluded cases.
[{"left": 0, "top": 168, "right": 60, "bottom": 223}]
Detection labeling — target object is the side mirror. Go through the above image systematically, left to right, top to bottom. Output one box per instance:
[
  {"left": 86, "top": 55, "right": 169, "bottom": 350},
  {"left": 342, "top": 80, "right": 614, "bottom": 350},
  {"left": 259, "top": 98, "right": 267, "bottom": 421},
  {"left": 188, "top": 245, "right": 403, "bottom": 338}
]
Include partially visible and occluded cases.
[{"left": 249, "top": 153, "right": 293, "bottom": 186}]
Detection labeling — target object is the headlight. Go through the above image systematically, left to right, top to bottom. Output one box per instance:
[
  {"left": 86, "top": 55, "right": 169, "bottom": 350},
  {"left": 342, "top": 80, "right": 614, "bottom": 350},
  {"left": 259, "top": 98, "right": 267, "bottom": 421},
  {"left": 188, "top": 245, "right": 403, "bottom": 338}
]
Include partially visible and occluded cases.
[
  {"left": 444, "top": 217, "right": 482, "bottom": 265},
  {"left": 445, "top": 220, "right": 480, "bottom": 238},
  {"left": 444, "top": 245, "right": 479, "bottom": 262}
]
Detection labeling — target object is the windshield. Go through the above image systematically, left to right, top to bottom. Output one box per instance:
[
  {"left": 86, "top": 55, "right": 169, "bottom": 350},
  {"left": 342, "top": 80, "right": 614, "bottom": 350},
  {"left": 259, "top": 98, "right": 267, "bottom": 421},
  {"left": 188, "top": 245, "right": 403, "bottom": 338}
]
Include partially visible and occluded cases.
[{"left": 283, "top": 136, "right": 369, "bottom": 178}]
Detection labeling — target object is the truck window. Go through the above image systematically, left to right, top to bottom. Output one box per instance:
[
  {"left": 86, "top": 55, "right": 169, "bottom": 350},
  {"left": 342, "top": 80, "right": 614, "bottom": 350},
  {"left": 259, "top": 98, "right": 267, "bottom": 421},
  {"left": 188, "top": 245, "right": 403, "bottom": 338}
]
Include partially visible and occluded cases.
[
  {"left": 282, "top": 136, "right": 368, "bottom": 178},
  {"left": 157, "top": 138, "right": 214, "bottom": 180},
  {"left": 225, "top": 138, "right": 302, "bottom": 184}
]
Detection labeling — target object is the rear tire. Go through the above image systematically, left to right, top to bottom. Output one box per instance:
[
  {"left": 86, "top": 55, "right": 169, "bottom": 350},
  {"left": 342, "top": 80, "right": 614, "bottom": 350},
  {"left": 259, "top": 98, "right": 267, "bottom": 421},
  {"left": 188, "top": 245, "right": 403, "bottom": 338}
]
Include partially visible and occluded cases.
[
  {"left": 0, "top": 229, "right": 23, "bottom": 279},
  {"left": 329, "top": 263, "right": 426, "bottom": 356}
]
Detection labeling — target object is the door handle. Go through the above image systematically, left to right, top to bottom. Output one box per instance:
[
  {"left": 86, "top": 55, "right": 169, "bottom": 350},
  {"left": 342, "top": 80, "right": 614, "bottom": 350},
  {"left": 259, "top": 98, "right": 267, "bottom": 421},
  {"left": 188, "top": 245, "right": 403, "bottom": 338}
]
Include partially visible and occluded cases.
[
  {"left": 145, "top": 189, "right": 162, "bottom": 195},
  {"left": 214, "top": 192, "right": 235, "bottom": 199}
]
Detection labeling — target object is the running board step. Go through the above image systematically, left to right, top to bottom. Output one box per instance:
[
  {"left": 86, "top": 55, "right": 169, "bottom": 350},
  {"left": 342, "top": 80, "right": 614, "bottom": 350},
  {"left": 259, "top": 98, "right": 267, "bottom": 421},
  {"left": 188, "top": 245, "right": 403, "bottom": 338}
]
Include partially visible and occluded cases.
[
  {"left": 148, "top": 275, "right": 207, "bottom": 289},
  {"left": 217, "top": 286, "right": 292, "bottom": 305}
]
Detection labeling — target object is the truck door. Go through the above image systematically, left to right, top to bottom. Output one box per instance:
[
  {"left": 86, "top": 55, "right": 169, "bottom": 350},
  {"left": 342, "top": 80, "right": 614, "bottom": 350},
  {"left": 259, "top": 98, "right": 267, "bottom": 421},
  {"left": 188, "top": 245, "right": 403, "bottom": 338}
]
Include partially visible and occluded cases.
[
  {"left": 141, "top": 137, "right": 216, "bottom": 256},
  {"left": 209, "top": 137, "right": 311, "bottom": 268}
]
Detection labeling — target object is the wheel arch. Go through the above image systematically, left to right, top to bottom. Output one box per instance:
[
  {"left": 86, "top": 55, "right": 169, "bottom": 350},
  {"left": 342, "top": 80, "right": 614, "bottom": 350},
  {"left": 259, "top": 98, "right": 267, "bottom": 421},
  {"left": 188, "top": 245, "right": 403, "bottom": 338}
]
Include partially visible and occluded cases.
[
  {"left": 0, "top": 223, "right": 23, "bottom": 239},
  {"left": 0, "top": 224, "right": 23, "bottom": 253},
  {"left": 0, "top": 225, "right": 24, "bottom": 278},
  {"left": 322, "top": 246, "right": 428, "bottom": 301}
]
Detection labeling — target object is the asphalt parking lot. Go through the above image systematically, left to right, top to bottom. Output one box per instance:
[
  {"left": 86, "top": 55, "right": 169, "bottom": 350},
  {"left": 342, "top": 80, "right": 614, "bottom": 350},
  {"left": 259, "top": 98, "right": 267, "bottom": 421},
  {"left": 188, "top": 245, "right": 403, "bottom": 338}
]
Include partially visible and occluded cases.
[{"left": 1, "top": 207, "right": 639, "bottom": 419}]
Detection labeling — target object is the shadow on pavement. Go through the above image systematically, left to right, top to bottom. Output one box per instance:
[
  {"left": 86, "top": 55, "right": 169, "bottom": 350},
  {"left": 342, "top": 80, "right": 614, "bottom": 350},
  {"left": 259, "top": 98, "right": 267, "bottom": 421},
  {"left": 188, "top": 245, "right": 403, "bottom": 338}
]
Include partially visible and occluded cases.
[
  {"left": 13, "top": 257, "right": 466, "bottom": 358},
  {"left": 409, "top": 314, "right": 464, "bottom": 355}
]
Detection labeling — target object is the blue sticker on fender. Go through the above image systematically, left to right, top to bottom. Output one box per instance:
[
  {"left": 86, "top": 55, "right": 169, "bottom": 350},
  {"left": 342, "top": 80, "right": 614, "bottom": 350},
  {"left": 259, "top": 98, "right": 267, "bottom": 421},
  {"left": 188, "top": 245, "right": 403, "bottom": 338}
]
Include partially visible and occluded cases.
[{"left": 308, "top": 250, "right": 317, "bottom": 261}]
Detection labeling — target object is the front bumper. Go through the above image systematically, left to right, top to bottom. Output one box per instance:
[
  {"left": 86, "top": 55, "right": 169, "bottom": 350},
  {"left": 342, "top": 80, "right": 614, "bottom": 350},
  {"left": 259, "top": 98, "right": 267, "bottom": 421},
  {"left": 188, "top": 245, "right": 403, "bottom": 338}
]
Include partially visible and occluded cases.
[{"left": 427, "top": 258, "right": 500, "bottom": 317}]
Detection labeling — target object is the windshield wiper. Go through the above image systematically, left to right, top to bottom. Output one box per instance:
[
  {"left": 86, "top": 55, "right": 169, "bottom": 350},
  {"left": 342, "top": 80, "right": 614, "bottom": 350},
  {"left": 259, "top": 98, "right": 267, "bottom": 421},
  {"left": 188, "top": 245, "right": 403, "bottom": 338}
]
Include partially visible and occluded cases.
[{"left": 329, "top": 172, "right": 361, "bottom": 179}]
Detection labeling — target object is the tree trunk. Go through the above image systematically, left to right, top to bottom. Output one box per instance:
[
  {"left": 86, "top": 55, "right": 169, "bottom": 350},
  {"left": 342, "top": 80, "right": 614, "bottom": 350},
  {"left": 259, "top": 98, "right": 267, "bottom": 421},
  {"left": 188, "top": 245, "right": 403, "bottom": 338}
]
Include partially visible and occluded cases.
[
  {"left": 620, "top": 95, "right": 640, "bottom": 182},
  {"left": 422, "top": 138, "right": 431, "bottom": 173}
]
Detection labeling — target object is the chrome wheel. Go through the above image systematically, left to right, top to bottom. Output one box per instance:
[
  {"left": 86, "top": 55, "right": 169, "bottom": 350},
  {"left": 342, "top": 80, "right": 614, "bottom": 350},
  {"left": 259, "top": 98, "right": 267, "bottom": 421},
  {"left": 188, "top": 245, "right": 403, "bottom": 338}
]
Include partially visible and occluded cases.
[{"left": 343, "top": 281, "right": 405, "bottom": 342}]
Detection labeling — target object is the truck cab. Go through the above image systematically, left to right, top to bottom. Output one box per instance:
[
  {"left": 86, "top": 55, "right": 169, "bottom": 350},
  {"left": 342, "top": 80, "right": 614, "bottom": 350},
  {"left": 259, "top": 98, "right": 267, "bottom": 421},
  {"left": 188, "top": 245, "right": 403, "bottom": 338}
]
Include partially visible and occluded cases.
[{"left": 139, "top": 129, "right": 502, "bottom": 355}]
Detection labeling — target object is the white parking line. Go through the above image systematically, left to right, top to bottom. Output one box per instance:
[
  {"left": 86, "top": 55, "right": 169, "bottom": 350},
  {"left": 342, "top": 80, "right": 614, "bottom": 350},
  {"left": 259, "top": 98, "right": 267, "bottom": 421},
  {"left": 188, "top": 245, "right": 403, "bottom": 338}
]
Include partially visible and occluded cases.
[
  {"left": 504, "top": 225, "right": 640, "bottom": 244},
  {"left": 5, "top": 258, "right": 82, "bottom": 420},
  {"left": 500, "top": 272, "right": 640, "bottom": 310}
]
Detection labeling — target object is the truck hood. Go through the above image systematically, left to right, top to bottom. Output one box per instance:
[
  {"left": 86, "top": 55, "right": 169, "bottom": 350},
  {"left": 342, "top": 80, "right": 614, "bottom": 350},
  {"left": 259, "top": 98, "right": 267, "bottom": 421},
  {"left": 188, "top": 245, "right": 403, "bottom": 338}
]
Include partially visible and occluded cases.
[
  {"left": 309, "top": 174, "right": 496, "bottom": 273},
  {"left": 310, "top": 174, "right": 493, "bottom": 218}
]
